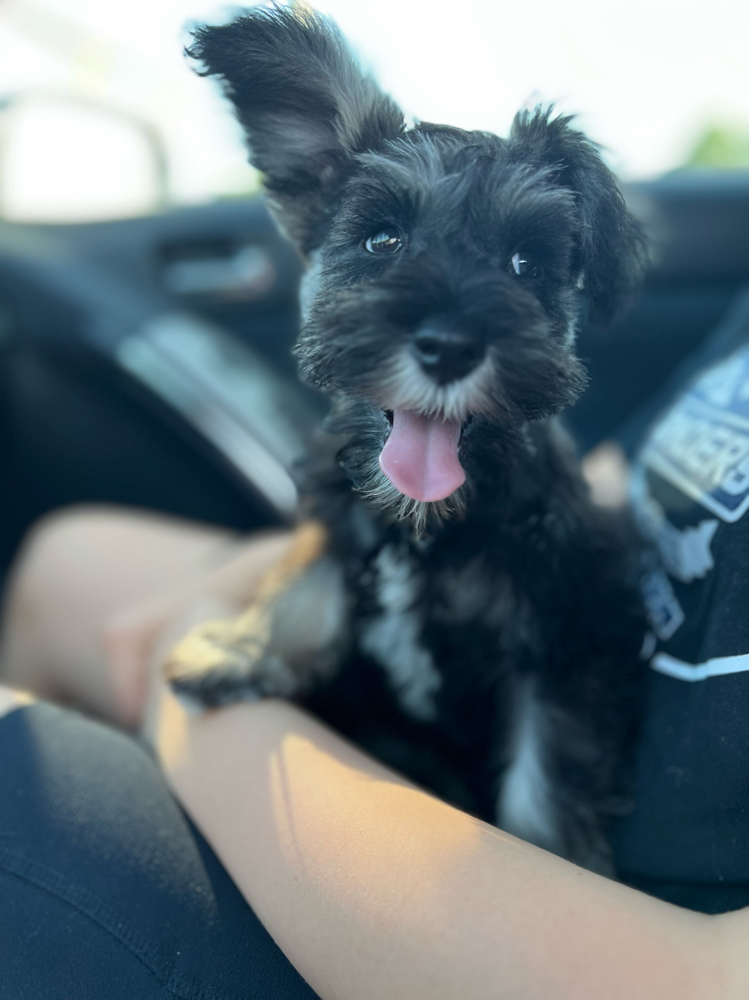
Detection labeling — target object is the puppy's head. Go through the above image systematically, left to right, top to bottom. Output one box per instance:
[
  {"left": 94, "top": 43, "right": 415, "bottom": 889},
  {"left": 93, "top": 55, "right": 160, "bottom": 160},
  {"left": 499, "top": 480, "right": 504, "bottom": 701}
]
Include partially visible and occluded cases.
[{"left": 191, "top": 7, "right": 648, "bottom": 527}]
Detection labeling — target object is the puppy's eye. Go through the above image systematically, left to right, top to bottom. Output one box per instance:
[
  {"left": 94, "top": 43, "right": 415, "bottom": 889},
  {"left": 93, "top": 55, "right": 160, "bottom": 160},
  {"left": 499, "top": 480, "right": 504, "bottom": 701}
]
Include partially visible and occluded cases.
[
  {"left": 365, "top": 230, "right": 403, "bottom": 254},
  {"left": 511, "top": 251, "right": 538, "bottom": 277}
]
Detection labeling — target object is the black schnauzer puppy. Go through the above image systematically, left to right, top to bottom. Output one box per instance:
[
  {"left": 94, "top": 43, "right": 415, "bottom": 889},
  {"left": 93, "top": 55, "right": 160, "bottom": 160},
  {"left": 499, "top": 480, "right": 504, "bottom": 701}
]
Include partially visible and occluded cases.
[{"left": 167, "top": 5, "right": 648, "bottom": 874}]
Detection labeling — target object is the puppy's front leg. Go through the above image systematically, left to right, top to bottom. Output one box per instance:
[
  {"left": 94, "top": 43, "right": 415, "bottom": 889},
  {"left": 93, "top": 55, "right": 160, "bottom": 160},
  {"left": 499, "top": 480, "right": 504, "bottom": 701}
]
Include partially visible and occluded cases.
[{"left": 165, "top": 522, "right": 348, "bottom": 709}]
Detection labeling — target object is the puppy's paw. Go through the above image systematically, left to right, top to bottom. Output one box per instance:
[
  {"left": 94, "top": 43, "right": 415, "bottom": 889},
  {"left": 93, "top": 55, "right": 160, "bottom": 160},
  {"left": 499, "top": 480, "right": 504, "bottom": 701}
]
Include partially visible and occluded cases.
[{"left": 165, "top": 618, "right": 299, "bottom": 710}]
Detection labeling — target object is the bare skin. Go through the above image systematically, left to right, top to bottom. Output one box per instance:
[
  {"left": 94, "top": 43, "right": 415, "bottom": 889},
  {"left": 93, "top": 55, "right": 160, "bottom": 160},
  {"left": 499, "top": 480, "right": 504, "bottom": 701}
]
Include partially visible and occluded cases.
[
  {"left": 0, "top": 505, "right": 288, "bottom": 727},
  {"left": 0, "top": 506, "right": 747, "bottom": 1000}
]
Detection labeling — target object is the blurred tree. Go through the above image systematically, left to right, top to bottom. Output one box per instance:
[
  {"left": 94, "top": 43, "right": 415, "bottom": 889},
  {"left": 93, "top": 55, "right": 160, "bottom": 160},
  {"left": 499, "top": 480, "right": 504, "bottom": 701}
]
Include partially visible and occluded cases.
[{"left": 683, "top": 123, "right": 749, "bottom": 169}]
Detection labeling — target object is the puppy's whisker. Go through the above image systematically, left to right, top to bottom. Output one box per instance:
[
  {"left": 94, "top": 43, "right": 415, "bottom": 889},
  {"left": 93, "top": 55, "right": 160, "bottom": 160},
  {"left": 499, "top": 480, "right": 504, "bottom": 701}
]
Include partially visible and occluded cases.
[{"left": 376, "top": 350, "right": 497, "bottom": 422}]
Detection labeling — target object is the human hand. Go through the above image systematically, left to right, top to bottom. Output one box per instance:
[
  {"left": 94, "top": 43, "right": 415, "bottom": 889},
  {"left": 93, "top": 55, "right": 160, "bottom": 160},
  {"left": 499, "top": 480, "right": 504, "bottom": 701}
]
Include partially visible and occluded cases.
[{"left": 101, "top": 531, "right": 293, "bottom": 730}]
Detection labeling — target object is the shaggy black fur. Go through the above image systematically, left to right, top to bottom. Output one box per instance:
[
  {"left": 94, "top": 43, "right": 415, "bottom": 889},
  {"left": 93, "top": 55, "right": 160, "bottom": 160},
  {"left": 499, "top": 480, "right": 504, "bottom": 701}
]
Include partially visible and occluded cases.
[{"left": 173, "top": 5, "right": 649, "bottom": 873}]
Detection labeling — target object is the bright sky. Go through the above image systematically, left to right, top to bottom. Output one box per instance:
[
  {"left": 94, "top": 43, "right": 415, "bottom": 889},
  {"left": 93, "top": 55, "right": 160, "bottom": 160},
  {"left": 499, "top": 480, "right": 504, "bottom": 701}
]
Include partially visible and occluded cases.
[{"left": 0, "top": 0, "right": 747, "bottom": 218}]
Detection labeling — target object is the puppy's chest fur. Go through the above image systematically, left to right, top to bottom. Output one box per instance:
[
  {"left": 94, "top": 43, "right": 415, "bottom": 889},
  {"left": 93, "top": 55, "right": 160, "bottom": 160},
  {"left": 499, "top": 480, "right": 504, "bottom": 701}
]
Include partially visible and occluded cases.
[
  {"left": 169, "top": 419, "right": 643, "bottom": 872},
  {"left": 299, "top": 432, "right": 640, "bottom": 848},
  {"left": 306, "top": 525, "right": 536, "bottom": 826},
  {"left": 355, "top": 528, "right": 539, "bottom": 725}
]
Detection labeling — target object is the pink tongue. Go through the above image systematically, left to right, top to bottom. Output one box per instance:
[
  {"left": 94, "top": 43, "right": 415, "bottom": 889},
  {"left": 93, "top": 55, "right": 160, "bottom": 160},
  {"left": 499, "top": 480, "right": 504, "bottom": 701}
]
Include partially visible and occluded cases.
[{"left": 379, "top": 409, "right": 465, "bottom": 502}]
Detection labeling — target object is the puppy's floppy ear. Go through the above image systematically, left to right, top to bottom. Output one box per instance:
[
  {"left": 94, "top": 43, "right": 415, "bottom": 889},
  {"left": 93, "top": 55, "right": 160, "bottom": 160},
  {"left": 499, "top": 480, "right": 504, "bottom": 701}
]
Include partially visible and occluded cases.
[
  {"left": 189, "top": 6, "right": 405, "bottom": 251},
  {"left": 509, "top": 108, "right": 648, "bottom": 325}
]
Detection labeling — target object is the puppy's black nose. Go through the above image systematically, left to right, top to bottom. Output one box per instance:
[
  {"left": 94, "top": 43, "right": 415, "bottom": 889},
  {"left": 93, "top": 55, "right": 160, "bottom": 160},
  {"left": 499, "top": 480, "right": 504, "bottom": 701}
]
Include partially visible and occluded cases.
[{"left": 411, "top": 325, "right": 485, "bottom": 384}]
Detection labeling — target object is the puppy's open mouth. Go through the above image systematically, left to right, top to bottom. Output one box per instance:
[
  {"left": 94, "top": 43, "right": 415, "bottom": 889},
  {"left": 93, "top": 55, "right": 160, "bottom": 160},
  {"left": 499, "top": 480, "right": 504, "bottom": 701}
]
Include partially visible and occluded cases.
[{"left": 379, "top": 408, "right": 470, "bottom": 503}]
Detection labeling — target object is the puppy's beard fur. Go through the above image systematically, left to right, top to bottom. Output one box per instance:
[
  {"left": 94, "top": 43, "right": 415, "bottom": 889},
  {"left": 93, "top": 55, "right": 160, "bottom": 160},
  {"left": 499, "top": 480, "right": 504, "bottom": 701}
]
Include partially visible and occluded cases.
[
  {"left": 351, "top": 347, "right": 491, "bottom": 531},
  {"left": 376, "top": 349, "right": 497, "bottom": 422},
  {"left": 359, "top": 457, "right": 469, "bottom": 534}
]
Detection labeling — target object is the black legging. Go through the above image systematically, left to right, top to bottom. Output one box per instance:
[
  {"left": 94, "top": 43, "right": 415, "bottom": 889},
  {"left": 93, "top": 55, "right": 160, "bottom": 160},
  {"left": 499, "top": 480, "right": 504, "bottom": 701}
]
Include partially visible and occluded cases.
[{"left": 0, "top": 702, "right": 320, "bottom": 1000}]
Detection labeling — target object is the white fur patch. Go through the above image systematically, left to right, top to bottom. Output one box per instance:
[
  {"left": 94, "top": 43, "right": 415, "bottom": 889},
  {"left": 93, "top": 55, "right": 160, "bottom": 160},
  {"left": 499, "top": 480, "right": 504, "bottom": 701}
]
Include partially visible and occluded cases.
[
  {"left": 299, "top": 248, "right": 324, "bottom": 325},
  {"left": 564, "top": 315, "right": 579, "bottom": 347},
  {"left": 379, "top": 348, "right": 496, "bottom": 422},
  {"left": 360, "top": 545, "right": 441, "bottom": 720},
  {"left": 497, "top": 683, "right": 562, "bottom": 852}
]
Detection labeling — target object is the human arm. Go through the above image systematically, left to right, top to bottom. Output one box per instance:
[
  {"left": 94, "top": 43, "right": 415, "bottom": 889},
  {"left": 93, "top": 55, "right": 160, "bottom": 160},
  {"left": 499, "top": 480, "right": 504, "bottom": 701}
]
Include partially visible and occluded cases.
[
  {"left": 0, "top": 505, "right": 291, "bottom": 728},
  {"left": 3, "top": 509, "right": 745, "bottom": 999},
  {"left": 148, "top": 676, "right": 748, "bottom": 1000}
]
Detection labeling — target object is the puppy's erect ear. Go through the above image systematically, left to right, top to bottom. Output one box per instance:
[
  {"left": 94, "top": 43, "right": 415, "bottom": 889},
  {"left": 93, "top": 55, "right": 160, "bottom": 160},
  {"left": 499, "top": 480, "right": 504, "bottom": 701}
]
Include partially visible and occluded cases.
[
  {"left": 189, "top": 6, "right": 405, "bottom": 251},
  {"left": 508, "top": 108, "right": 648, "bottom": 325}
]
